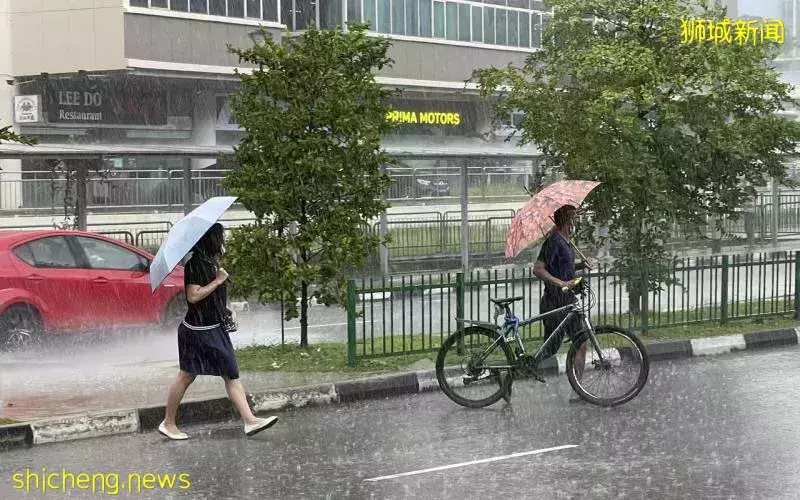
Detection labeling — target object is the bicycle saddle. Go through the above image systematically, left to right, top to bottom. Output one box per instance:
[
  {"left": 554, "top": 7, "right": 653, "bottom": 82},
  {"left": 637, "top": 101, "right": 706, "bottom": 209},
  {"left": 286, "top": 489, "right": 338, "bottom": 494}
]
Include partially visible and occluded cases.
[{"left": 489, "top": 296, "right": 524, "bottom": 306}]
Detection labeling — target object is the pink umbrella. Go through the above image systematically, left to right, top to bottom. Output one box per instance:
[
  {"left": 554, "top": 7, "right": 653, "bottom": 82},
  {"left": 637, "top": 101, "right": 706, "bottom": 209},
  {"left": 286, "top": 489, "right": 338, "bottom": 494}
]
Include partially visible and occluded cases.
[{"left": 505, "top": 180, "right": 601, "bottom": 259}]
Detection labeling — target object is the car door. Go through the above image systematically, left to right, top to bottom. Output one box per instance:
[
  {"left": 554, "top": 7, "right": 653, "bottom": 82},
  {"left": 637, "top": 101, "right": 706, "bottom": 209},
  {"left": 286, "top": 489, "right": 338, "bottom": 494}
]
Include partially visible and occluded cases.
[
  {"left": 10, "top": 236, "right": 90, "bottom": 330},
  {"left": 71, "top": 236, "right": 159, "bottom": 325}
]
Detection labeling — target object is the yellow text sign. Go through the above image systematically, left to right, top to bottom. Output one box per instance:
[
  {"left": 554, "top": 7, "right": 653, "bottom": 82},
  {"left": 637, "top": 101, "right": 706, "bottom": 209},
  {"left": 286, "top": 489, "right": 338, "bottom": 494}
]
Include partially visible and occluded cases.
[{"left": 681, "top": 18, "right": 784, "bottom": 45}]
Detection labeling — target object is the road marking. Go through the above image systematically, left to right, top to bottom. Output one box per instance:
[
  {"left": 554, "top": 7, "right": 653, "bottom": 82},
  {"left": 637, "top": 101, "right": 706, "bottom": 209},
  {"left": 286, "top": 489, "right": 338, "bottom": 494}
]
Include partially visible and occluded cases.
[{"left": 363, "top": 445, "right": 578, "bottom": 482}]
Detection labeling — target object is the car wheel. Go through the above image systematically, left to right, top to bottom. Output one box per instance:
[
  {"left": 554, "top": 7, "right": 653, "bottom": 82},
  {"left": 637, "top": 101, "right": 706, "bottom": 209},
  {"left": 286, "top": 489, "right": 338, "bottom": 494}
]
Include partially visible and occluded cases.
[
  {"left": 162, "top": 294, "right": 187, "bottom": 327},
  {"left": 0, "top": 304, "right": 42, "bottom": 352}
]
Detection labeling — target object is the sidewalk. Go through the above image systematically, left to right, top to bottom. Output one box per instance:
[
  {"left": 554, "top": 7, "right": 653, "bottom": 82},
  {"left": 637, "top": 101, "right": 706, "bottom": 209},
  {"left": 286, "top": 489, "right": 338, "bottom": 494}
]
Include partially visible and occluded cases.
[{"left": 1, "top": 326, "right": 797, "bottom": 452}]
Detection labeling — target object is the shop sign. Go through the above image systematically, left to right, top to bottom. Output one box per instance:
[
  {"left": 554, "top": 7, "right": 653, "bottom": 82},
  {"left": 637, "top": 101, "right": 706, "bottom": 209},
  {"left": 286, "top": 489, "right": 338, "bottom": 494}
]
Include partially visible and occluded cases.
[
  {"left": 45, "top": 79, "right": 167, "bottom": 126},
  {"left": 14, "top": 95, "right": 40, "bottom": 123},
  {"left": 386, "top": 110, "right": 461, "bottom": 126}
]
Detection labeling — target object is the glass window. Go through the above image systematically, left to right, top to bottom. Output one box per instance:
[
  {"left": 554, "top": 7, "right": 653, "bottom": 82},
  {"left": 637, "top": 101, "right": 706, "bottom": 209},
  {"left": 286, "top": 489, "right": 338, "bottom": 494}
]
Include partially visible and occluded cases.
[
  {"left": 130, "top": 0, "right": 149, "bottom": 7},
  {"left": 151, "top": 0, "right": 168, "bottom": 7},
  {"left": 171, "top": 0, "right": 189, "bottom": 11},
  {"left": 190, "top": 0, "right": 208, "bottom": 13},
  {"left": 210, "top": 0, "right": 226, "bottom": 15},
  {"left": 228, "top": 0, "right": 245, "bottom": 17},
  {"left": 246, "top": 0, "right": 260, "bottom": 18},
  {"left": 263, "top": 0, "right": 278, "bottom": 21},
  {"left": 282, "top": 0, "right": 294, "bottom": 26},
  {"left": 296, "top": 0, "right": 316, "bottom": 28},
  {"left": 321, "top": 0, "right": 342, "bottom": 28},
  {"left": 347, "top": 0, "right": 361, "bottom": 24},
  {"left": 364, "top": 0, "right": 377, "bottom": 30},
  {"left": 377, "top": 0, "right": 391, "bottom": 32},
  {"left": 392, "top": 0, "right": 405, "bottom": 34},
  {"left": 405, "top": 0, "right": 419, "bottom": 36},
  {"left": 419, "top": 0, "right": 432, "bottom": 36},
  {"left": 508, "top": 0, "right": 527, "bottom": 8},
  {"left": 433, "top": 1, "right": 445, "bottom": 37},
  {"left": 531, "top": 1, "right": 546, "bottom": 10},
  {"left": 445, "top": 2, "right": 457, "bottom": 40},
  {"left": 458, "top": 3, "right": 470, "bottom": 41},
  {"left": 471, "top": 5, "right": 482, "bottom": 42},
  {"left": 483, "top": 7, "right": 495, "bottom": 44},
  {"left": 495, "top": 7, "right": 507, "bottom": 44},
  {"left": 508, "top": 10, "right": 518, "bottom": 46},
  {"left": 520, "top": 11, "right": 530, "bottom": 47},
  {"left": 531, "top": 12, "right": 540, "bottom": 47},
  {"left": 542, "top": 12, "right": 551, "bottom": 44},
  {"left": 21, "top": 237, "right": 78, "bottom": 269},
  {"left": 76, "top": 237, "right": 147, "bottom": 271},
  {"left": 12, "top": 244, "right": 35, "bottom": 267}
]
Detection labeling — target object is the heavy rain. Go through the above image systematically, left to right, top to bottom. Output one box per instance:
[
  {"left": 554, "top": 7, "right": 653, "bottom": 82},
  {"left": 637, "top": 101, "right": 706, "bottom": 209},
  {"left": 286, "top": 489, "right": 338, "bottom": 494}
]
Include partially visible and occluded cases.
[{"left": 2, "top": 0, "right": 800, "bottom": 499}]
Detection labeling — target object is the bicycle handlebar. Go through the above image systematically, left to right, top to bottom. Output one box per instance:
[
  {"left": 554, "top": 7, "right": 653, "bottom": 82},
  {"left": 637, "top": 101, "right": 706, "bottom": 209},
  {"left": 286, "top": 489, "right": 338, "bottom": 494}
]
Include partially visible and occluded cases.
[{"left": 561, "top": 277, "right": 583, "bottom": 293}]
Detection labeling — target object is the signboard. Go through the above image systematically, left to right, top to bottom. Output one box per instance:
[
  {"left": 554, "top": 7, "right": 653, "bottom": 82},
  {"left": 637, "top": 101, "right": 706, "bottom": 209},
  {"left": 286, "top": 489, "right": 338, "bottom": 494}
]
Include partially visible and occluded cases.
[
  {"left": 44, "top": 79, "right": 168, "bottom": 126},
  {"left": 14, "top": 95, "right": 40, "bottom": 123},
  {"left": 386, "top": 110, "right": 461, "bottom": 126}
]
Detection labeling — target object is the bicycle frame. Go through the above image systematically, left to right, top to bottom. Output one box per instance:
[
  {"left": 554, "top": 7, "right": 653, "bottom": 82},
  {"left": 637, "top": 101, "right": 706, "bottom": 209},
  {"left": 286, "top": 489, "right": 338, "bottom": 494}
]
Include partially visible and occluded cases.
[{"left": 457, "top": 295, "right": 604, "bottom": 371}]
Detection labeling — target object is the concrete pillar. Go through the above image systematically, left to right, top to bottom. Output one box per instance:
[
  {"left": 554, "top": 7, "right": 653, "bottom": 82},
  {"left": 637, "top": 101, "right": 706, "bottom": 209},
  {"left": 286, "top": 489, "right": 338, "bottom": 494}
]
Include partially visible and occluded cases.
[
  {"left": 0, "top": 0, "right": 23, "bottom": 212},
  {"left": 189, "top": 90, "right": 217, "bottom": 209}
]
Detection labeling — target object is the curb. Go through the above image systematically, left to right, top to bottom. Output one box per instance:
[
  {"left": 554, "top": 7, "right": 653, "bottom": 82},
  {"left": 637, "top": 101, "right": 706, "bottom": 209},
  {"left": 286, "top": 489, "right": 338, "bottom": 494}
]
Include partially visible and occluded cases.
[{"left": 1, "top": 327, "right": 798, "bottom": 452}]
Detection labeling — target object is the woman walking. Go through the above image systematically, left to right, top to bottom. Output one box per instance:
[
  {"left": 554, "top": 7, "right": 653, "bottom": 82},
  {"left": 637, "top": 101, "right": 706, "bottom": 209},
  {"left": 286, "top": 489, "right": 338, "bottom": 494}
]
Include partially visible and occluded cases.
[{"left": 159, "top": 223, "right": 278, "bottom": 440}]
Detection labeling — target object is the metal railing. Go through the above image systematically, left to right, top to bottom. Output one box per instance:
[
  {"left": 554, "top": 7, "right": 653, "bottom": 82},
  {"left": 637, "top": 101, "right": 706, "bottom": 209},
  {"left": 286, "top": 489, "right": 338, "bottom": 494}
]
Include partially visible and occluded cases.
[
  {"left": 0, "top": 166, "right": 534, "bottom": 212},
  {"left": 345, "top": 252, "right": 800, "bottom": 365}
]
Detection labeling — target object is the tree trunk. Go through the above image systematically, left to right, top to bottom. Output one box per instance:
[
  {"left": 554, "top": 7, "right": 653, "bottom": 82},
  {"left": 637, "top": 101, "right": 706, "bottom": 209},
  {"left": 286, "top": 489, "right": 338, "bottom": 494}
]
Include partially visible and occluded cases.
[{"left": 300, "top": 280, "right": 309, "bottom": 347}]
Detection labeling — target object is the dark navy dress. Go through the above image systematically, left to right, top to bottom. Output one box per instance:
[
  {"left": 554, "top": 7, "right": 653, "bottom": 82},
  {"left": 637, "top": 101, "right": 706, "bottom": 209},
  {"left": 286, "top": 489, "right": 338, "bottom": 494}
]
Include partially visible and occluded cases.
[
  {"left": 535, "top": 232, "right": 583, "bottom": 361},
  {"left": 177, "top": 254, "right": 239, "bottom": 379}
]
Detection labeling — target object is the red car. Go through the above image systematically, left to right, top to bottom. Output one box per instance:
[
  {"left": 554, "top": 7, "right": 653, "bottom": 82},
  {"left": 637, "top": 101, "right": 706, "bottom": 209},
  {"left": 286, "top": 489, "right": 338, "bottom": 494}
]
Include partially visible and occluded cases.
[{"left": 0, "top": 230, "right": 186, "bottom": 349}]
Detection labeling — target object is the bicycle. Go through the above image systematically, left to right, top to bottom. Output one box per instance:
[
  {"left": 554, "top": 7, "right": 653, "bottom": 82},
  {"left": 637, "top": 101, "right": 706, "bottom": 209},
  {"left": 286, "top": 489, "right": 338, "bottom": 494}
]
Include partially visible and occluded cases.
[{"left": 435, "top": 276, "right": 650, "bottom": 408}]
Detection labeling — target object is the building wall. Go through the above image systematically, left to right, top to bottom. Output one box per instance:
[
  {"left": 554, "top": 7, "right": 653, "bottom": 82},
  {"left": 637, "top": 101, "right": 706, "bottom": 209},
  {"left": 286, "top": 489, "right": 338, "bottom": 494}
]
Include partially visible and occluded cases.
[
  {"left": 9, "top": 0, "right": 127, "bottom": 76},
  {"left": 124, "top": 13, "right": 283, "bottom": 67},
  {"left": 380, "top": 38, "right": 528, "bottom": 83}
]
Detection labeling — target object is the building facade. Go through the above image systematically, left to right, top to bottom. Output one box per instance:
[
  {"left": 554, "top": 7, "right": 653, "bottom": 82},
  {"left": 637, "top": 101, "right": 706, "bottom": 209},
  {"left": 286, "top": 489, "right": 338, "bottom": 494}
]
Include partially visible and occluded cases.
[{"left": 0, "top": 0, "right": 549, "bottom": 219}]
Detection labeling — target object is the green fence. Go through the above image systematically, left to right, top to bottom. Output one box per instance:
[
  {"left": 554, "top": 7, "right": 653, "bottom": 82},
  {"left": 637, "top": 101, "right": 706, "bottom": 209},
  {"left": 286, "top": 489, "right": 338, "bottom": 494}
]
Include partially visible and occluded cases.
[{"left": 345, "top": 251, "right": 800, "bottom": 366}]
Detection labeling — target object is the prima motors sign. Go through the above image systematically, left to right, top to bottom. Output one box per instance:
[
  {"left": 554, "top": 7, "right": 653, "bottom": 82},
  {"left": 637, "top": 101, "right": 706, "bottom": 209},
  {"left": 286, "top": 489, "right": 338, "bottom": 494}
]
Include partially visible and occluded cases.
[{"left": 14, "top": 95, "right": 40, "bottom": 123}]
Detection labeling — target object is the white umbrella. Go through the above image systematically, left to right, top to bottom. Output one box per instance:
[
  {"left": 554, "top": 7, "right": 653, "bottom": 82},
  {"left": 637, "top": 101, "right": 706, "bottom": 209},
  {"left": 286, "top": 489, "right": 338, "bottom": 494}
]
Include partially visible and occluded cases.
[{"left": 149, "top": 196, "right": 238, "bottom": 292}]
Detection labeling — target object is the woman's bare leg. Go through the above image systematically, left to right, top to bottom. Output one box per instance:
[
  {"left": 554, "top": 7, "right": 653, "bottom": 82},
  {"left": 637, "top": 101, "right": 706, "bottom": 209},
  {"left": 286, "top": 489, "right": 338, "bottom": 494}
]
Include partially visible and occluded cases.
[
  {"left": 163, "top": 370, "right": 196, "bottom": 433},
  {"left": 223, "top": 377, "right": 261, "bottom": 425}
]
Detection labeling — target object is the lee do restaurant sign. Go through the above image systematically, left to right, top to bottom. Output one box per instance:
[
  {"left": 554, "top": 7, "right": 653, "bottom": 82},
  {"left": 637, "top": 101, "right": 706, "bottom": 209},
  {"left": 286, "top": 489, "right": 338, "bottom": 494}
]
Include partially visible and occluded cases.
[{"left": 44, "top": 79, "right": 168, "bottom": 126}]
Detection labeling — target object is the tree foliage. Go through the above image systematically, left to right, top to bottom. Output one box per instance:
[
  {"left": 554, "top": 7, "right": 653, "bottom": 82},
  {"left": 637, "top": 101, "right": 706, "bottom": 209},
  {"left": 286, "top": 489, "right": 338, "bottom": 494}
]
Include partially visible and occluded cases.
[
  {"left": 474, "top": 0, "right": 800, "bottom": 308},
  {"left": 223, "top": 24, "right": 395, "bottom": 346},
  {"left": 0, "top": 125, "right": 34, "bottom": 145}
]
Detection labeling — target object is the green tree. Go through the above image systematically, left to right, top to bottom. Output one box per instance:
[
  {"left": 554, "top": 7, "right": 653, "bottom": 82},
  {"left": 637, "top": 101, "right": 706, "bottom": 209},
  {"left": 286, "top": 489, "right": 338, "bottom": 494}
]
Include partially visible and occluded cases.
[
  {"left": 475, "top": 0, "right": 800, "bottom": 313},
  {"left": 223, "top": 24, "right": 394, "bottom": 346},
  {"left": 0, "top": 125, "right": 34, "bottom": 145}
]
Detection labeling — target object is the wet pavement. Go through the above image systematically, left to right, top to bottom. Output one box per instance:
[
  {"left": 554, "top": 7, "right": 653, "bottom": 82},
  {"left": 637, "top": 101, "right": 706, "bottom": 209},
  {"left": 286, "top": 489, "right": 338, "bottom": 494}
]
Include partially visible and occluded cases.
[
  {"left": 0, "top": 309, "right": 372, "bottom": 420},
  {"left": 2, "top": 347, "right": 800, "bottom": 499}
]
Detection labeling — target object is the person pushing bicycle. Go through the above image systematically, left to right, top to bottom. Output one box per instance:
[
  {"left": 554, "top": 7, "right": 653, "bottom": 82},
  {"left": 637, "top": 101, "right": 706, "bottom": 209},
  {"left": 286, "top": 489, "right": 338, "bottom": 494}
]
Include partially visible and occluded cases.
[{"left": 525, "top": 205, "right": 595, "bottom": 381}]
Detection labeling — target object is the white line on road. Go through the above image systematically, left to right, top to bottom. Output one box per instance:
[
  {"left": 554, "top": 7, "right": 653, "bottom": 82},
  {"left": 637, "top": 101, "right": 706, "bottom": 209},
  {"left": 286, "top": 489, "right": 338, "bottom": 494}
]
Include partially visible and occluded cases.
[{"left": 362, "top": 445, "right": 579, "bottom": 482}]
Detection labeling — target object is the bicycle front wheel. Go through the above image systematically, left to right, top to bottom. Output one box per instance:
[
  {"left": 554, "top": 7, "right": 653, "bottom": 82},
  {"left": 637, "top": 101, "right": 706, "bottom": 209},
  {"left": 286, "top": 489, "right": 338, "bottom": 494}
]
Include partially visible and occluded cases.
[
  {"left": 566, "top": 325, "right": 650, "bottom": 407},
  {"left": 436, "top": 326, "right": 515, "bottom": 408}
]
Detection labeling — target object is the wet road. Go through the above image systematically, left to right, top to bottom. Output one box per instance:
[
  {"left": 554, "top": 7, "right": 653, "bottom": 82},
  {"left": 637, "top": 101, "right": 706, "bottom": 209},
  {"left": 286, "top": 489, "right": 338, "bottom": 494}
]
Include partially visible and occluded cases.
[
  {"left": 0, "top": 308, "right": 371, "bottom": 420},
  {"left": 2, "top": 347, "right": 800, "bottom": 499}
]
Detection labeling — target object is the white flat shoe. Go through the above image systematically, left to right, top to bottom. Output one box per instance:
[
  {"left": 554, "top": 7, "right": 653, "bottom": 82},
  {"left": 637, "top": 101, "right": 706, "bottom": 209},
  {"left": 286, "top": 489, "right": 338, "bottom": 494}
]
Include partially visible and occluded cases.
[
  {"left": 244, "top": 416, "right": 279, "bottom": 437},
  {"left": 158, "top": 421, "right": 189, "bottom": 440}
]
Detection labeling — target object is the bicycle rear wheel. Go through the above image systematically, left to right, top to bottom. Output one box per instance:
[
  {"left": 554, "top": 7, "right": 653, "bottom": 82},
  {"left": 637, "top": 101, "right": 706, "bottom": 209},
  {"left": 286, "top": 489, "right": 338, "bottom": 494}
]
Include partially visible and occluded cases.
[
  {"left": 566, "top": 325, "right": 649, "bottom": 407},
  {"left": 436, "top": 326, "right": 515, "bottom": 408}
]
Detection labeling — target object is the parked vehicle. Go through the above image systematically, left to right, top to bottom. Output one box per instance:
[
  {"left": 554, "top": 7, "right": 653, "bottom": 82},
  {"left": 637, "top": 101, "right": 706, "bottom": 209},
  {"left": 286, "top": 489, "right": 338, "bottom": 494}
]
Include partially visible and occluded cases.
[{"left": 0, "top": 230, "right": 186, "bottom": 350}]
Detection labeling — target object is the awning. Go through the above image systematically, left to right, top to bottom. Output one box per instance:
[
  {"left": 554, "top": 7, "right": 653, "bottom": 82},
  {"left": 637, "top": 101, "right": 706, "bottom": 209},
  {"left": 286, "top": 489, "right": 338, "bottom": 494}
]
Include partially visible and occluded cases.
[
  {"left": 0, "top": 141, "right": 542, "bottom": 160},
  {"left": 0, "top": 143, "right": 234, "bottom": 159}
]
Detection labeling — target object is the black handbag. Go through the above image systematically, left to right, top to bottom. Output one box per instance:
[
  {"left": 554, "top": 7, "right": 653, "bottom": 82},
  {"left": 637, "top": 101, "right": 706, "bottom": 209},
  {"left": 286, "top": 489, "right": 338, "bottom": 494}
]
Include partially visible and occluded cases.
[{"left": 197, "top": 251, "right": 238, "bottom": 334}]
